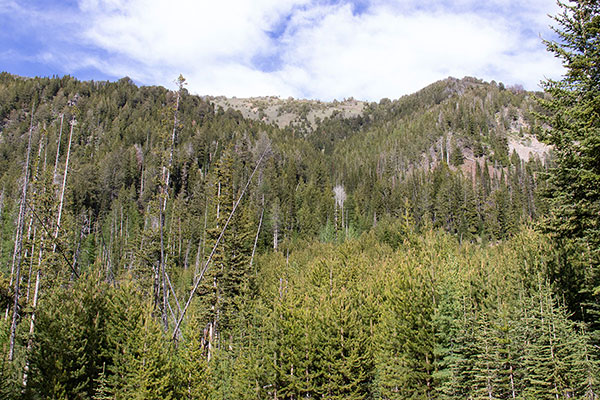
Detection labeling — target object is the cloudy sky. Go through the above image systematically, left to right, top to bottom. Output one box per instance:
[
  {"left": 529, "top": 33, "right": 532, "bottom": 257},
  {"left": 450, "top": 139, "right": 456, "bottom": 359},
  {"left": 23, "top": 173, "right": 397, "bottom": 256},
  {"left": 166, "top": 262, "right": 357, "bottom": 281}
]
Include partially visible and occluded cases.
[{"left": 0, "top": 0, "right": 564, "bottom": 100}]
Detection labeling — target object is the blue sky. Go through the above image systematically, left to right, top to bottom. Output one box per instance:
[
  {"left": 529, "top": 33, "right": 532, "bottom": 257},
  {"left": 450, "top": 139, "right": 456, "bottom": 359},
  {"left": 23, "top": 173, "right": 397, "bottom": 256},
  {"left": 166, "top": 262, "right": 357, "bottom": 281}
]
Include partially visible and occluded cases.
[{"left": 0, "top": 0, "right": 563, "bottom": 100}]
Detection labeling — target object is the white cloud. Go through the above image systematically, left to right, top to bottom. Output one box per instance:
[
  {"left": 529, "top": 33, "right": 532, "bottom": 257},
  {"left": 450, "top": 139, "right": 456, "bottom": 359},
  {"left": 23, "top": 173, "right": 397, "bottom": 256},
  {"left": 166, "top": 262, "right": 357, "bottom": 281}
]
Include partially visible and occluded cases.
[
  {"left": 61, "top": 0, "right": 566, "bottom": 100},
  {"left": 74, "top": 0, "right": 307, "bottom": 93},
  {"left": 272, "top": 2, "right": 563, "bottom": 99}
]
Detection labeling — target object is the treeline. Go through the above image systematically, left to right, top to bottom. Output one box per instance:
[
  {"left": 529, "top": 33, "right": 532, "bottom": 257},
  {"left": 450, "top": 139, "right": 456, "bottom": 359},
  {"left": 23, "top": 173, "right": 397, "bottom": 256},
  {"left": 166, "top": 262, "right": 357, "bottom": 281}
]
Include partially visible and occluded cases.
[
  {"left": 0, "top": 71, "right": 597, "bottom": 399},
  {"left": 0, "top": 73, "right": 546, "bottom": 256}
]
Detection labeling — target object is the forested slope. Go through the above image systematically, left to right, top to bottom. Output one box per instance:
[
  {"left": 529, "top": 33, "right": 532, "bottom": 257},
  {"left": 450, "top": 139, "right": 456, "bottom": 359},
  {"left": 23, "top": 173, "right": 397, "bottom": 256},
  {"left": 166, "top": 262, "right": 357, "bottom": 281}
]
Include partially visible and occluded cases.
[{"left": 0, "top": 70, "right": 598, "bottom": 399}]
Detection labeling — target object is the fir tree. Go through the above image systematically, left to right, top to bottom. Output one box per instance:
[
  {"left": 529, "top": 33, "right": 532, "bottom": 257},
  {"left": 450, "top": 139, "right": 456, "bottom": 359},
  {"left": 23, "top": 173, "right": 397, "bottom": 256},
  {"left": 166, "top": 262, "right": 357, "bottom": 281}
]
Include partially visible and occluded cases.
[
  {"left": 537, "top": 0, "right": 600, "bottom": 320},
  {"left": 105, "top": 281, "right": 174, "bottom": 400}
]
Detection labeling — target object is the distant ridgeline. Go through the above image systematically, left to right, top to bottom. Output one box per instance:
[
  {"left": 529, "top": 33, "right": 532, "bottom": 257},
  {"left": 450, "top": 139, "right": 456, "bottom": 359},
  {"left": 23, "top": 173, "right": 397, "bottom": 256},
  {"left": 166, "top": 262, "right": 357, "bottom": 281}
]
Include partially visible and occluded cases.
[
  {"left": 0, "top": 73, "right": 549, "bottom": 247},
  {"left": 4, "top": 73, "right": 596, "bottom": 400}
]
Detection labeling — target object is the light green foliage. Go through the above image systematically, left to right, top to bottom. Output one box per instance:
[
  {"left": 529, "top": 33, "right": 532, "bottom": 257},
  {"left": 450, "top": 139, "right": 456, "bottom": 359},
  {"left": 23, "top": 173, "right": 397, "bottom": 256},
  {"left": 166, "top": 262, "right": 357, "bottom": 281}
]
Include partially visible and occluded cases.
[
  {"left": 0, "top": 52, "right": 597, "bottom": 398},
  {"left": 239, "top": 227, "right": 598, "bottom": 399},
  {"left": 28, "top": 274, "right": 112, "bottom": 398},
  {"left": 103, "top": 281, "right": 174, "bottom": 400},
  {"left": 173, "top": 312, "right": 210, "bottom": 400},
  {"left": 0, "top": 320, "right": 20, "bottom": 400}
]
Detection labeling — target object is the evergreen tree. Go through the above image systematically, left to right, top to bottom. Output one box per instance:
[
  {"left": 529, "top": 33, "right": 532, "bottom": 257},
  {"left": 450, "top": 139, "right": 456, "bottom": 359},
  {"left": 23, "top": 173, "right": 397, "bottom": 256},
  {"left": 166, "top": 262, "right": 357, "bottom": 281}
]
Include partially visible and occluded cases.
[
  {"left": 538, "top": 1, "right": 600, "bottom": 310},
  {"left": 0, "top": 64, "right": 595, "bottom": 399},
  {"left": 374, "top": 262, "right": 434, "bottom": 399},
  {"left": 28, "top": 274, "right": 112, "bottom": 399},
  {"left": 105, "top": 281, "right": 174, "bottom": 400},
  {"left": 175, "top": 316, "right": 210, "bottom": 400},
  {"left": 0, "top": 320, "right": 20, "bottom": 400}
]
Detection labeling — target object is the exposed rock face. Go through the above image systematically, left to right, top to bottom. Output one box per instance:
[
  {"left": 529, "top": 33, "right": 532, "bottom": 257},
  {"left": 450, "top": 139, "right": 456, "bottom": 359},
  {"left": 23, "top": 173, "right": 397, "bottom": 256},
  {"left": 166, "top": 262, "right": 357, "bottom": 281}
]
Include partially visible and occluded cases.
[
  {"left": 208, "top": 95, "right": 366, "bottom": 130},
  {"left": 508, "top": 135, "right": 550, "bottom": 162}
]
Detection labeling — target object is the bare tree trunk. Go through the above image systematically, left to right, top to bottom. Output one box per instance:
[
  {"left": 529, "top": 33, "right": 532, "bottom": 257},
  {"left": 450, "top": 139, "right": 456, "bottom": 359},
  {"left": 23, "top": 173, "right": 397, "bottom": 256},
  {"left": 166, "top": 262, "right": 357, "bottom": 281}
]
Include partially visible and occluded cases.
[
  {"left": 159, "top": 84, "right": 182, "bottom": 330},
  {"left": 166, "top": 87, "right": 180, "bottom": 191},
  {"left": 8, "top": 105, "right": 35, "bottom": 361},
  {"left": 53, "top": 114, "right": 64, "bottom": 182},
  {"left": 52, "top": 117, "right": 75, "bottom": 254},
  {"left": 23, "top": 130, "right": 50, "bottom": 387},
  {"left": 24, "top": 132, "right": 46, "bottom": 304},
  {"left": 172, "top": 145, "right": 269, "bottom": 340},
  {"left": 139, "top": 165, "right": 145, "bottom": 202},
  {"left": 216, "top": 181, "right": 221, "bottom": 221},
  {"left": 0, "top": 187, "right": 4, "bottom": 228},
  {"left": 195, "top": 188, "right": 210, "bottom": 277},
  {"left": 6, "top": 194, "right": 25, "bottom": 321},
  {"left": 250, "top": 198, "right": 264, "bottom": 269},
  {"left": 140, "top": 203, "right": 149, "bottom": 262},
  {"left": 334, "top": 203, "right": 338, "bottom": 241},
  {"left": 160, "top": 205, "right": 169, "bottom": 329},
  {"left": 345, "top": 207, "right": 348, "bottom": 237},
  {"left": 17, "top": 211, "right": 35, "bottom": 302},
  {"left": 178, "top": 216, "right": 182, "bottom": 259},
  {"left": 25, "top": 227, "right": 36, "bottom": 304},
  {"left": 22, "top": 235, "right": 43, "bottom": 388},
  {"left": 195, "top": 237, "right": 203, "bottom": 277},
  {"left": 183, "top": 239, "right": 191, "bottom": 270},
  {"left": 153, "top": 261, "right": 160, "bottom": 310},
  {"left": 207, "top": 322, "right": 214, "bottom": 363},
  {"left": 485, "top": 342, "right": 493, "bottom": 400},
  {"left": 509, "top": 364, "right": 516, "bottom": 399}
]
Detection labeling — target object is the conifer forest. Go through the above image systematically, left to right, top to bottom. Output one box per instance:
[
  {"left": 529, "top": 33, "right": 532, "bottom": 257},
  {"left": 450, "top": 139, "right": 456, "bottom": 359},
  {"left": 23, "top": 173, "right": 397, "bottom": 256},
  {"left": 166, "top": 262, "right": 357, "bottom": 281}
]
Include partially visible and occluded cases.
[{"left": 1, "top": 2, "right": 600, "bottom": 399}]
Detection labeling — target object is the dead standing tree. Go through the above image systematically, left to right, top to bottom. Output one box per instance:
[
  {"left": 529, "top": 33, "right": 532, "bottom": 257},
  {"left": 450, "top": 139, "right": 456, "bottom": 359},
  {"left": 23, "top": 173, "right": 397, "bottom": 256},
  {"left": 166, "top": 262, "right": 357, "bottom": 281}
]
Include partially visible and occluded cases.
[
  {"left": 158, "top": 75, "right": 186, "bottom": 330},
  {"left": 8, "top": 104, "right": 35, "bottom": 361},
  {"left": 52, "top": 116, "right": 75, "bottom": 255},
  {"left": 172, "top": 145, "right": 270, "bottom": 342},
  {"left": 333, "top": 184, "right": 346, "bottom": 240}
]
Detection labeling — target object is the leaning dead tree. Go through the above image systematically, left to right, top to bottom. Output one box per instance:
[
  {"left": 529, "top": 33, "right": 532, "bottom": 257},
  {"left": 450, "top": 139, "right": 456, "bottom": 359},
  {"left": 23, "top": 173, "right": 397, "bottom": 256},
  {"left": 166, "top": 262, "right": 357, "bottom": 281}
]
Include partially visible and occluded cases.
[
  {"left": 52, "top": 113, "right": 64, "bottom": 180},
  {"left": 52, "top": 116, "right": 75, "bottom": 255},
  {"left": 172, "top": 145, "right": 270, "bottom": 341},
  {"left": 250, "top": 195, "right": 265, "bottom": 268}
]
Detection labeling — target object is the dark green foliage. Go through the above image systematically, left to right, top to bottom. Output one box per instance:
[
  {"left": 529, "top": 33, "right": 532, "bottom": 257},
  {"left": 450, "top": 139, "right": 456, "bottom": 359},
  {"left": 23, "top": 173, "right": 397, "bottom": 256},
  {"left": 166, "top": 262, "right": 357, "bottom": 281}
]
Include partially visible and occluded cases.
[
  {"left": 537, "top": 1, "right": 600, "bottom": 338},
  {"left": 539, "top": 1, "right": 600, "bottom": 253},
  {"left": 0, "top": 67, "right": 596, "bottom": 399},
  {"left": 449, "top": 139, "right": 464, "bottom": 167},
  {"left": 28, "top": 274, "right": 112, "bottom": 399},
  {"left": 103, "top": 282, "right": 174, "bottom": 399},
  {"left": 0, "top": 320, "right": 20, "bottom": 400}
]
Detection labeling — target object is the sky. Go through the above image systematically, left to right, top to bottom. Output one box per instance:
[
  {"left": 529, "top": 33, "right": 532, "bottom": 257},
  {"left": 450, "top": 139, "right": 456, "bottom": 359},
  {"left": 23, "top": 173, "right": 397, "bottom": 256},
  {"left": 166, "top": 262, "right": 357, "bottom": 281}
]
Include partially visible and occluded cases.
[{"left": 0, "top": 0, "right": 564, "bottom": 101}]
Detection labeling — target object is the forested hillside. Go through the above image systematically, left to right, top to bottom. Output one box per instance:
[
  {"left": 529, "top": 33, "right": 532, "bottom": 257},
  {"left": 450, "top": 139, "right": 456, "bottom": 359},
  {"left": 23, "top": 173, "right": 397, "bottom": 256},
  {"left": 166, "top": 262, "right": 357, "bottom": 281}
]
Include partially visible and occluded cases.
[{"left": 0, "top": 11, "right": 599, "bottom": 395}]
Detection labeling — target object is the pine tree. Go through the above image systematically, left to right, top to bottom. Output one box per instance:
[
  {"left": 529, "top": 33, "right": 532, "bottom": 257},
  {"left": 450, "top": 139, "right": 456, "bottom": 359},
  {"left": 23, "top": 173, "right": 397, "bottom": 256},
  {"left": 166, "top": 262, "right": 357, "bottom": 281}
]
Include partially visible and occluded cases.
[
  {"left": 537, "top": 1, "right": 600, "bottom": 309},
  {"left": 450, "top": 139, "right": 464, "bottom": 167},
  {"left": 198, "top": 150, "right": 234, "bottom": 349},
  {"left": 220, "top": 200, "right": 254, "bottom": 332},
  {"left": 374, "top": 263, "right": 434, "bottom": 399},
  {"left": 28, "top": 274, "right": 112, "bottom": 399},
  {"left": 518, "top": 279, "right": 599, "bottom": 399},
  {"left": 105, "top": 281, "right": 174, "bottom": 400},
  {"left": 431, "top": 282, "right": 465, "bottom": 399},
  {"left": 319, "top": 287, "right": 373, "bottom": 400},
  {"left": 442, "top": 296, "right": 481, "bottom": 399},
  {"left": 174, "top": 312, "right": 210, "bottom": 400},
  {"left": 0, "top": 322, "right": 20, "bottom": 400},
  {"left": 92, "top": 363, "right": 111, "bottom": 400}
]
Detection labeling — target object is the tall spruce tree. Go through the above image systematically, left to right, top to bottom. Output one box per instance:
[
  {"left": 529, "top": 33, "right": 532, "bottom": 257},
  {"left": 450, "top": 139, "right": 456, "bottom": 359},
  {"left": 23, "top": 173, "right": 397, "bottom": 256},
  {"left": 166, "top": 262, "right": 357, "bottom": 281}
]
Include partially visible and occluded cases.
[{"left": 538, "top": 1, "right": 600, "bottom": 307}]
